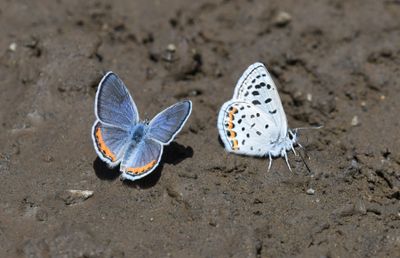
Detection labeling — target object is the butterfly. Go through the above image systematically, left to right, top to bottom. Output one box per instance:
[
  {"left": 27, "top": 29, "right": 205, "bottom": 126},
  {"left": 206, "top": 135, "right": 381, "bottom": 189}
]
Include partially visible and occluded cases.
[
  {"left": 217, "top": 62, "right": 300, "bottom": 171},
  {"left": 92, "top": 72, "right": 192, "bottom": 181}
]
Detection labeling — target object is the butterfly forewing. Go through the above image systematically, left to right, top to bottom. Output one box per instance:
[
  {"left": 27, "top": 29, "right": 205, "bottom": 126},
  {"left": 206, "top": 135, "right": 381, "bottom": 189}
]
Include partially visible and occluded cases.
[
  {"left": 233, "top": 63, "right": 287, "bottom": 137},
  {"left": 95, "top": 72, "right": 139, "bottom": 130},
  {"left": 217, "top": 100, "right": 280, "bottom": 156},
  {"left": 147, "top": 101, "right": 192, "bottom": 144}
]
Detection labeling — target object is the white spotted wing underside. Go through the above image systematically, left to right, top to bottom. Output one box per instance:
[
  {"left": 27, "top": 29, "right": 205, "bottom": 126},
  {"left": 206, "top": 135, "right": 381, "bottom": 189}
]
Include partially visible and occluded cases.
[
  {"left": 217, "top": 62, "right": 289, "bottom": 156},
  {"left": 233, "top": 62, "right": 287, "bottom": 136},
  {"left": 217, "top": 100, "right": 280, "bottom": 156}
]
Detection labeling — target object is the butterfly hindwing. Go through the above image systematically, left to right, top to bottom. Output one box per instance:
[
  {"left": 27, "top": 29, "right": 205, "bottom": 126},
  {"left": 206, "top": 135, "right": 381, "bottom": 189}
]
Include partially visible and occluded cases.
[
  {"left": 233, "top": 62, "right": 287, "bottom": 136},
  {"left": 95, "top": 72, "right": 139, "bottom": 130},
  {"left": 217, "top": 100, "right": 280, "bottom": 156},
  {"left": 147, "top": 101, "right": 192, "bottom": 144},
  {"left": 92, "top": 120, "right": 130, "bottom": 167},
  {"left": 120, "top": 138, "right": 163, "bottom": 181}
]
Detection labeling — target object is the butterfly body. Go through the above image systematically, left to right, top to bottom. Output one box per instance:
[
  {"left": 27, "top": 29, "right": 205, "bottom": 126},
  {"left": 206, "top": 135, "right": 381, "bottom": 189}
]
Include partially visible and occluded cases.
[
  {"left": 218, "top": 62, "right": 298, "bottom": 170},
  {"left": 92, "top": 72, "right": 192, "bottom": 181}
]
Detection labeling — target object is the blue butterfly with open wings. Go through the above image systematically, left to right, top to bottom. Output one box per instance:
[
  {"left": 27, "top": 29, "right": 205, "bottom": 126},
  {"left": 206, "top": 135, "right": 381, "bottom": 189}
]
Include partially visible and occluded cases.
[{"left": 92, "top": 72, "right": 192, "bottom": 181}]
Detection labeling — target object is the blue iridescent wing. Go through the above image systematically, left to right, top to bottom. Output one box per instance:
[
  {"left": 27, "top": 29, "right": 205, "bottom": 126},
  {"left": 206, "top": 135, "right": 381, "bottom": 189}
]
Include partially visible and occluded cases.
[
  {"left": 95, "top": 72, "right": 139, "bottom": 130},
  {"left": 147, "top": 101, "right": 192, "bottom": 144},
  {"left": 92, "top": 120, "right": 130, "bottom": 167},
  {"left": 120, "top": 138, "right": 163, "bottom": 181}
]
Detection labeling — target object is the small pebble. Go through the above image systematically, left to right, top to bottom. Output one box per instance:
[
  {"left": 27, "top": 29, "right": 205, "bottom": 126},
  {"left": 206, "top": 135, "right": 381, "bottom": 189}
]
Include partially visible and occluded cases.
[
  {"left": 274, "top": 11, "right": 292, "bottom": 27},
  {"left": 9, "top": 42, "right": 17, "bottom": 52},
  {"left": 166, "top": 43, "right": 176, "bottom": 52},
  {"left": 306, "top": 93, "right": 312, "bottom": 102},
  {"left": 351, "top": 116, "right": 360, "bottom": 126},
  {"left": 306, "top": 188, "right": 315, "bottom": 195},
  {"left": 59, "top": 190, "right": 94, "bottom": 205}
]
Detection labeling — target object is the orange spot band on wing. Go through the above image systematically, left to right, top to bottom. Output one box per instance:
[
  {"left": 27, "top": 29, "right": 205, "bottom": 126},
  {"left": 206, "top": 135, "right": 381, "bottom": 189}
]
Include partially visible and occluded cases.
[
  {"left": 227, "top": 107, "right": 239, "bottom": 150},
  {"left": 95, "top": 126, "right": 116, "bottom": 161},
  {"left": 232, "top": 139, "right": 239, "bottom": 149},
  {"left": 126, "top": 160, "right": 157, "bottom": 175}
]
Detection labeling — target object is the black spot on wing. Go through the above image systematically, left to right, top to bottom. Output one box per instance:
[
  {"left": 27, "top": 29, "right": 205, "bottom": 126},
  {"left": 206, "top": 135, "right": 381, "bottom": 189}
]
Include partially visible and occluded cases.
[
  {"left": 267, "top": 84, "right": 271, "bottom": 89},
  {"left": 252, "top": 91, "right": 260, "bottom": 96},
  {"left": 265, "top": 98, "right": 272, "bottom": 104},
  {"left": 252, "top": 100, "right": 261, "bottom": 105},
  {"left": 269, "top": 109, "right": 277, "bottom": 114},
  {"left": 256, "top": 131, "right": 261, "bottom": 136}
]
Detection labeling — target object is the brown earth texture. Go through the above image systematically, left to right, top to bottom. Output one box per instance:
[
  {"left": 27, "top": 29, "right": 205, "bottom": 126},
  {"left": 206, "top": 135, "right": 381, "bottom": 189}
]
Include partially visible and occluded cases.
[{"left": 0, "top": 0, "right": 400, "bottom": 257}]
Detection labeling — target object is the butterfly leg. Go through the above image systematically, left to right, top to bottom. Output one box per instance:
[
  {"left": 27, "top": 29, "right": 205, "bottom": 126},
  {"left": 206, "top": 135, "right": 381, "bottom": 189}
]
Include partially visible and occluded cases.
[
  {"left": 291, "top": 143, "right": 298, "bottom": 156},
  {"left": 283, "top": 150, "right": 292, "bottom": 172},
  {"left": 267, "top": 152, "right": 273, "bottom": 172}
]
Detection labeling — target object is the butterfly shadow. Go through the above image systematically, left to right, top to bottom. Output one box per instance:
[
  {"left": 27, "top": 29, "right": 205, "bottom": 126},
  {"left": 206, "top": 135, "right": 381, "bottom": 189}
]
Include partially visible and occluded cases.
[
  {"left": 93, "top": 142, "right": 193, "bottom": 188},
  {"left": 123, "top": 142, "right": 194, "bottom": 188},
  {"left": 93, "top": 157, "right": 120, "bottom": 181}
]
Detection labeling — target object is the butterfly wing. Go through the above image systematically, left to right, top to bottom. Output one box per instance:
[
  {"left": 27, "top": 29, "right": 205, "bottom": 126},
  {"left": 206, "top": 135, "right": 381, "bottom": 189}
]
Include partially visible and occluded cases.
[
  {"left": 233, "top": 62, "right": 287, "bottom": 137},
  {"left": 95, "top": 72, "right": 139, "bottom": 130},
  {"left": 217, "top": 100, "right": 281, "bottom": 156},
  {"left": 147, "top": 101, "right": 192, "bottom": 145},
  {"left": 92, "top": 120, "right": 130, "bottom": 167},
  {"left": 120, "top": 138, "right": 163, "bottom": 181}
]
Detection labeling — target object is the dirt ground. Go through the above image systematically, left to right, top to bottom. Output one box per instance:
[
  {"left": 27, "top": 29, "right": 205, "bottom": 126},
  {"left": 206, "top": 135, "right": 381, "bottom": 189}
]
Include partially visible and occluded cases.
[{"left": 0, "top": 0, "right": 399, "bottom": 257}]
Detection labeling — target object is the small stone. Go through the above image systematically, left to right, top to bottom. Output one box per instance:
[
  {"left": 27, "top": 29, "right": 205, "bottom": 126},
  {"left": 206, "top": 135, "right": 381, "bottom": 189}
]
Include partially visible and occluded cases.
[
  {"left": 274, "top": 11, "right": 292, "bottom": 27},
  {"left": 9, "top": 42, "right": 17, "bottom": 51},
  {"left": 166, "top": 43, "right": 176, "bottom": 52},
  {"left": 306, "top": 93, "right": 312, "bottom": 102},
  {"left": 351, "top": 116, "right": 360, "bottom": 126},
  {"left": 306, "top": 188, "right": 315, "bottom": 195},
  {"left": 59, "top": 190, "right": 94, "bottom": 205},
  {"left": 355, "top": 199, "right": 367, "bottom": 215}
]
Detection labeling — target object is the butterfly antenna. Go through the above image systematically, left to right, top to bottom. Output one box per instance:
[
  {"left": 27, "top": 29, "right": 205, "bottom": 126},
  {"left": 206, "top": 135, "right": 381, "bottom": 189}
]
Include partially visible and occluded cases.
[
  {"left": 294, "top": 125, "right": 323, "bottom": 132},
  {"left": 297, "top": 141, "right": 311, "bottom": 160},
  {"left": 299, "top": 150, "right": 312, "bottom": 174}
]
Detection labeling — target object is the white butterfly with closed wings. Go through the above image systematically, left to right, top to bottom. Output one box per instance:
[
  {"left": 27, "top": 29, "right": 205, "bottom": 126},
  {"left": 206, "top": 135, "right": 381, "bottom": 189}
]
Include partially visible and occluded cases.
[{"left": 217, "top": 62, "right": 304, "bottom": 171}]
